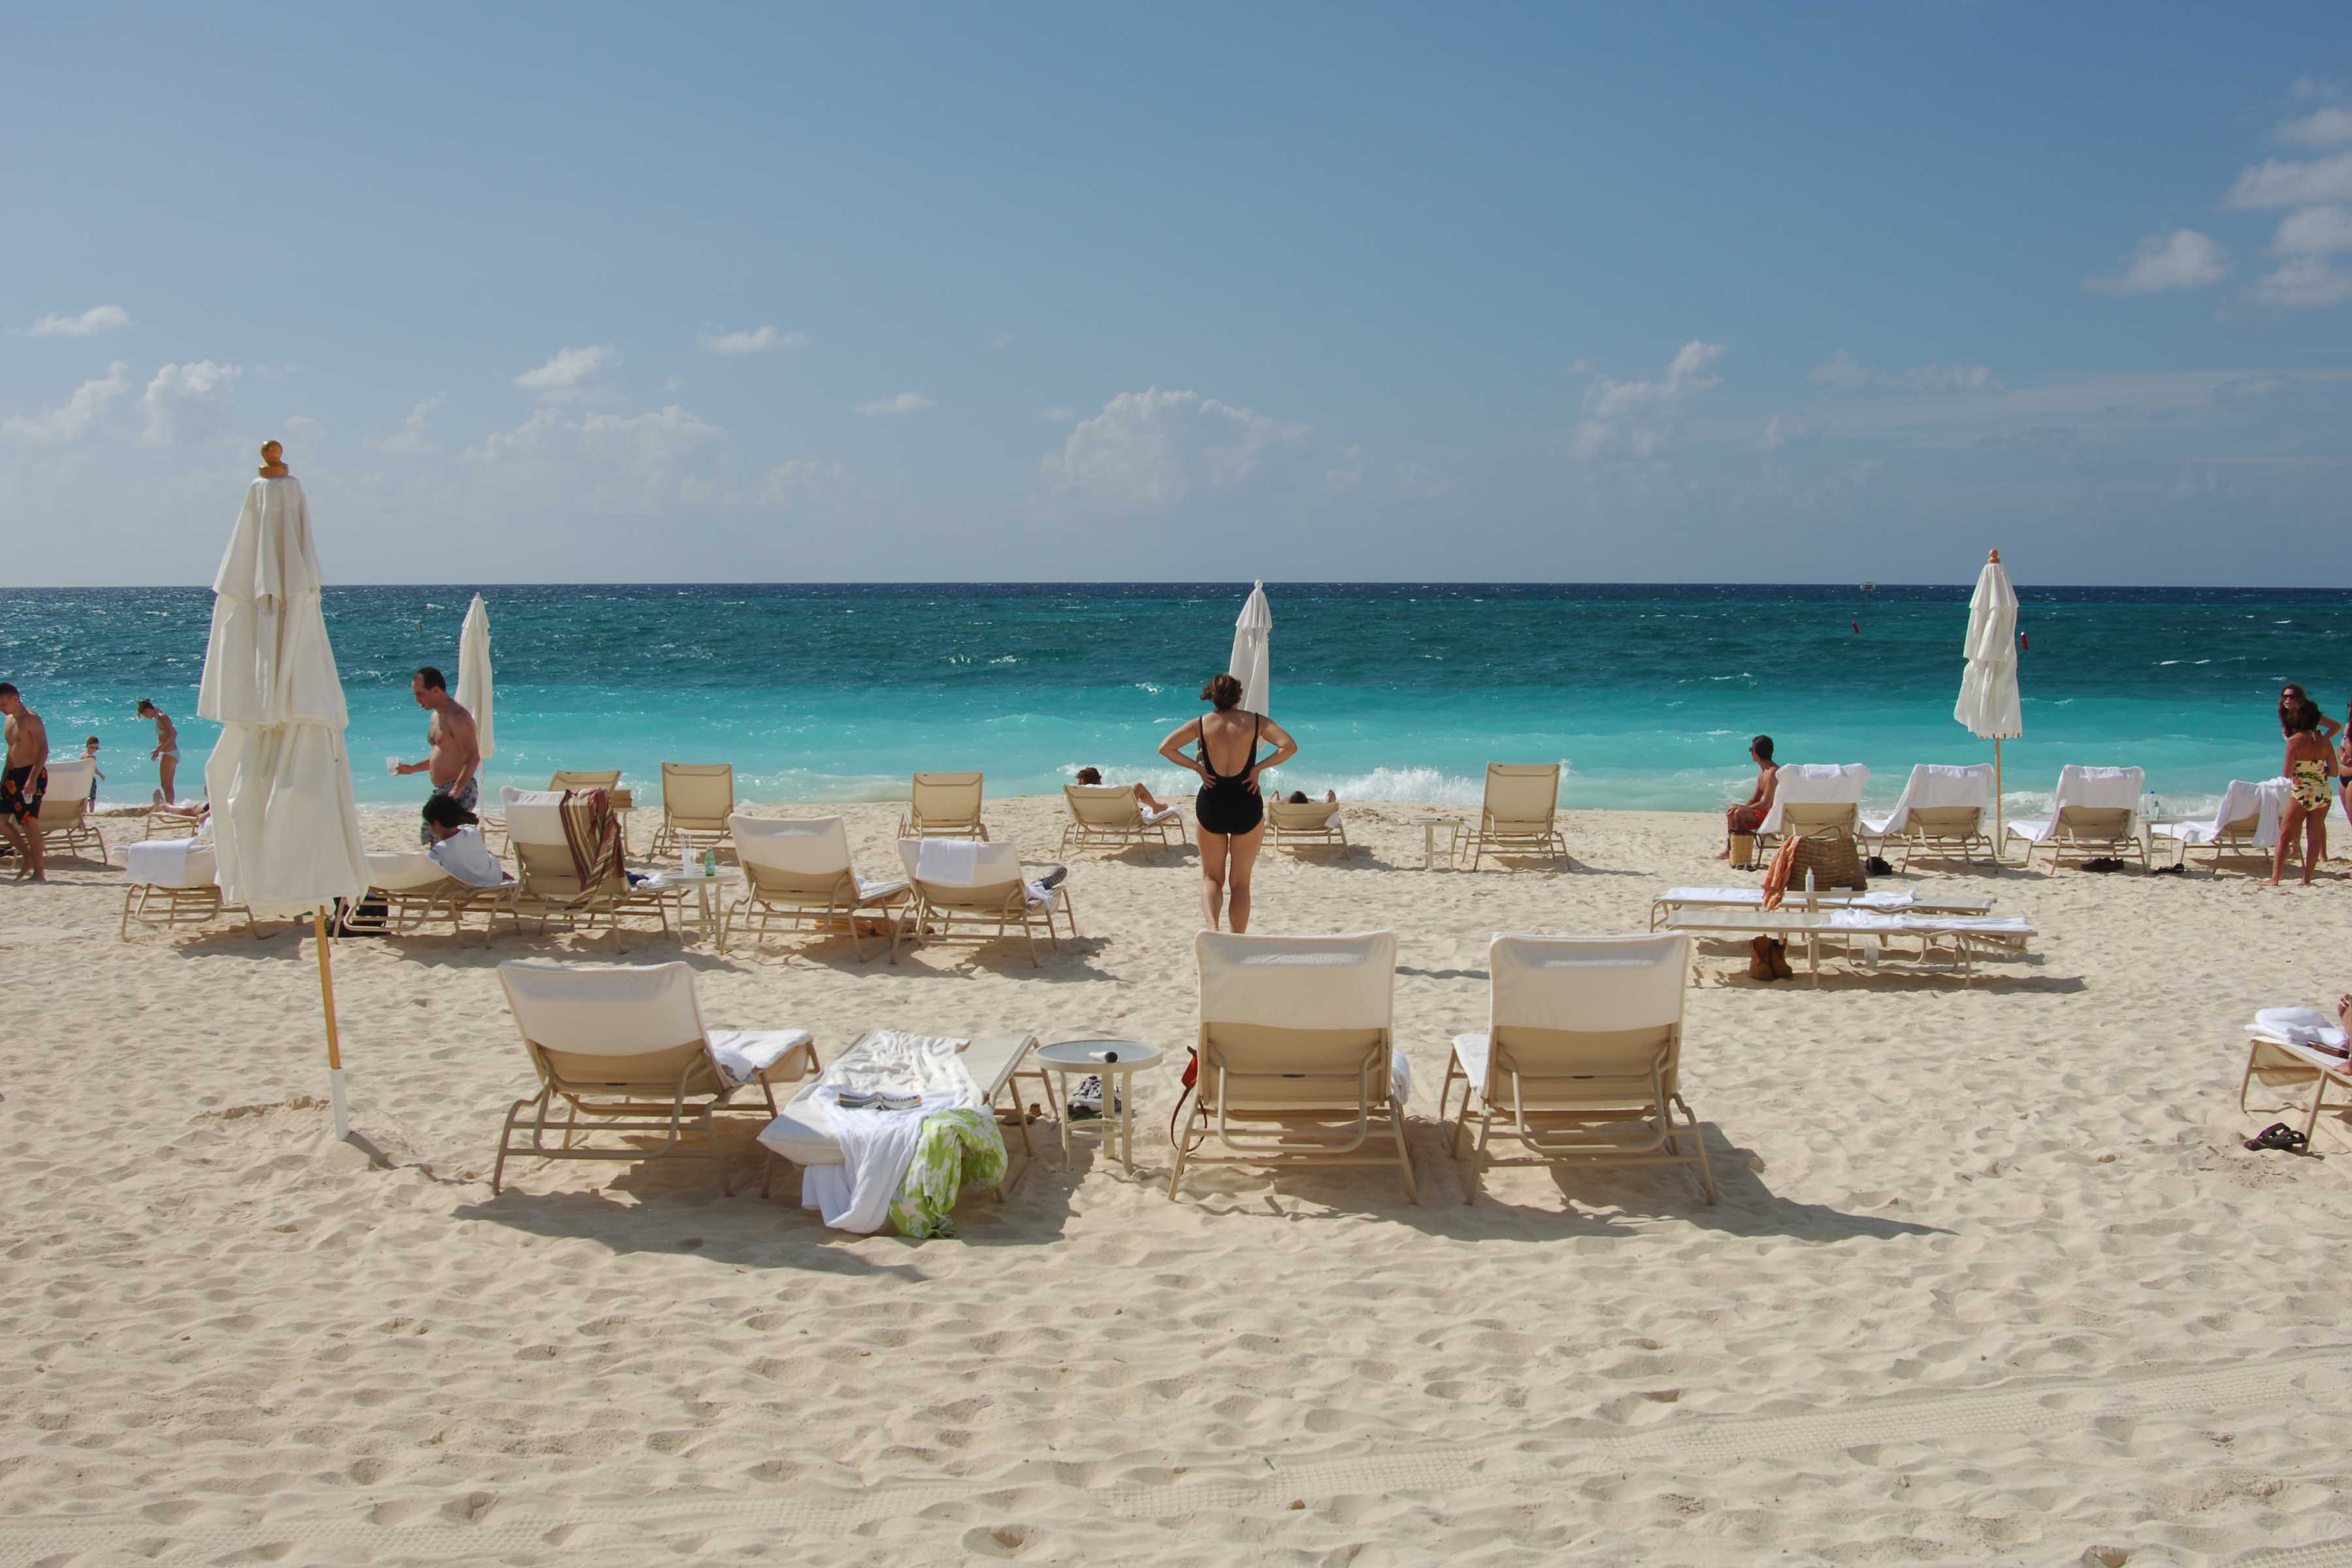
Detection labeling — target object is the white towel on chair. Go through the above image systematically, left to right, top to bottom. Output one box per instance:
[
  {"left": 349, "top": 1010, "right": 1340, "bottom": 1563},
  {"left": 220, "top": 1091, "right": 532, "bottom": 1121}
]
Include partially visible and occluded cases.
[
  {"left": 915, "top": 838, "right": 985, "bottom": 884},
  {"left": 2255, "top": 1007, "right": 2349, "bottom": 1053},
  {"left": 798, "top": 1032, "right": 979, "bottom": 1233}
]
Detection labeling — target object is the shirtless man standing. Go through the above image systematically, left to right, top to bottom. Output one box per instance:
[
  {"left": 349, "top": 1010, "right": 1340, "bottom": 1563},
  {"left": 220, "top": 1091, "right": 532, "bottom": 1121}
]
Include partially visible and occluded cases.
[
  {"left": 391, "top": 666, "right": 480, "bottom": 845},
  {"left": 0, "top": 683, "right": 51, "bottom": 882},
  {"left": 137, "top": 698, "right": 181, "bottom": 804}
]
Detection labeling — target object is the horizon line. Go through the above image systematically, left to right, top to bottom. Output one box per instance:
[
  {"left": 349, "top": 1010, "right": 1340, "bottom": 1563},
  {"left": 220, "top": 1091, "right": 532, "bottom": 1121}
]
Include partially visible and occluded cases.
[{"left": 8, "top": 579, "right": 2351, "bottom": 594}]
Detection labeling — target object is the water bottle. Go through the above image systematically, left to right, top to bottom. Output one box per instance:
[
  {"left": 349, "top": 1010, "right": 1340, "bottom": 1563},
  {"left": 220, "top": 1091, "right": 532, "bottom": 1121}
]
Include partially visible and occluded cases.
[
  {"left": 702, "top": 845, "right": 716, "bottom": 877},
  {"left": 1804, "top": 868, "right": 1816, "bottom": 909}
]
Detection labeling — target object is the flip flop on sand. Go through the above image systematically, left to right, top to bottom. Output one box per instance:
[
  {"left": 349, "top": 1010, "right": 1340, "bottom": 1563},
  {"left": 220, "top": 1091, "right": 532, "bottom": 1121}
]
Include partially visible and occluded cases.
[{"left": 2244, "top": 1122, "right": 2310, "bottom": 1154}]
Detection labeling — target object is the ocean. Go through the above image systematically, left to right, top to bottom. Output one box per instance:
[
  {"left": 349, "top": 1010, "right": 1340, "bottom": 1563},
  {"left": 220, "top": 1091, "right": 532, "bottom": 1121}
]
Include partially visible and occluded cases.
[{"left": 3, "top": 583, "right": 2344, "bottom": 819}]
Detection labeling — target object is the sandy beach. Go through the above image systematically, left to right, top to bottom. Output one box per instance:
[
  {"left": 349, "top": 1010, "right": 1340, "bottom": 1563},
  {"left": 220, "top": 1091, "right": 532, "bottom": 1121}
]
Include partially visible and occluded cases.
[{"left": 4, "top": 794, "right": 2350, "bottom": 1566}]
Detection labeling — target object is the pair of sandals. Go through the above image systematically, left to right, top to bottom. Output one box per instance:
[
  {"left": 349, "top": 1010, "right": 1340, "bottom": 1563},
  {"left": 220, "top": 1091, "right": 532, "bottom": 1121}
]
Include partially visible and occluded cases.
[
  {"left": 1747, "top": 936, "right": 1794, "bottom": 983},
  {"left": 2244, "top": 1122, "right": 2310, "bottom": 1154}
]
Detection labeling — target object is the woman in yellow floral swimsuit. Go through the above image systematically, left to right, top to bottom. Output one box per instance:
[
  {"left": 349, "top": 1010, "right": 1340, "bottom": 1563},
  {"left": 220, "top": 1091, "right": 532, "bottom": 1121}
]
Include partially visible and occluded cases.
[{"left": 2273, "top": 698, "right": 2336, "bottom": 887}]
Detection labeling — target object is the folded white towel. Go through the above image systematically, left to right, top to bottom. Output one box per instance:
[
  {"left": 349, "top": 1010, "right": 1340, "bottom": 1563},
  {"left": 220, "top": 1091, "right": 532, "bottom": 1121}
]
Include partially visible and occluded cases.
[{"left": 2254, "top": 1007, "right": 2350, "bottom": 1053}]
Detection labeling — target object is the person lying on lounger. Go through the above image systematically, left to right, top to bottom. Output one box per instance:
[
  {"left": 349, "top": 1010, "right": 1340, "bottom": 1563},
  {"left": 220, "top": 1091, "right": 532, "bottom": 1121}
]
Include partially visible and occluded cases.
[{"left": 1075, "top": 766, "right": 1169, "bottom": 813}]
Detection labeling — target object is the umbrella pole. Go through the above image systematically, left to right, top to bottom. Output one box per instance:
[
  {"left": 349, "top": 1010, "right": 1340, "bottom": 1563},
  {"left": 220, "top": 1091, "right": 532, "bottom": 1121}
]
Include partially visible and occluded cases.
[
  {"left": 1993, "top": 739, "right": 2004, "bottom": 866},
  {"left": 314, "top": 908, "right": 349, "bottom": 1140}
]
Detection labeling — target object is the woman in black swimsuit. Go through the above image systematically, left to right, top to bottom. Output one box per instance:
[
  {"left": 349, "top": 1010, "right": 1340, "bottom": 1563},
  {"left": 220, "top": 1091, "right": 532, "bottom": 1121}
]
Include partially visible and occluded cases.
[{"left": 1158, "top": 674, "right": 1299, "bottom": 932}]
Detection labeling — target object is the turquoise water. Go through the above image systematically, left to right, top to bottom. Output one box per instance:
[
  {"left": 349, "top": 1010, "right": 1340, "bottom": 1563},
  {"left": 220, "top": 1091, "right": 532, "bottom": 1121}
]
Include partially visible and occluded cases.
[{"left": 3, "top": 583, "right": 2344, "bottom": 819}]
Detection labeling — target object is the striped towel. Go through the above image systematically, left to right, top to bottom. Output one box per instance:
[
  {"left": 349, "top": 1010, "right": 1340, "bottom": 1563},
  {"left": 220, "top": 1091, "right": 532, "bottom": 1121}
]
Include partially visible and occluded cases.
[{"left": 559, "top": 787, "right": 627, "bottom": 890}]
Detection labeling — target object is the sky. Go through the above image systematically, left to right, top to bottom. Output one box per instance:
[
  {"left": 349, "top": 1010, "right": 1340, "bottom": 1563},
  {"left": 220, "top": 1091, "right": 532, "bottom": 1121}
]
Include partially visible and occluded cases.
[{"left": 5, "top": 2, "right": 2352, "bottom": 587}]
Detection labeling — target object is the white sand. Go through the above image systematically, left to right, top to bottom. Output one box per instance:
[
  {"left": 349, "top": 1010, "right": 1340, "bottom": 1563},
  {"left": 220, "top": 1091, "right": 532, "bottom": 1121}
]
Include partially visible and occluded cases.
[{"left": 4, "top": 796, "right": 2351, "bottom": 1565}]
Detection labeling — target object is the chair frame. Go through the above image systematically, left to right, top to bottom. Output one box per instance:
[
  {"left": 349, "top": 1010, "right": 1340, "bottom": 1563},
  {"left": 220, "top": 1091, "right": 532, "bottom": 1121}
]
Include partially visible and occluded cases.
[
  {"left": 648, "top": 763, "right": 736, "bottom": 862},
  {"left": 33, "top": 764, "right": 108, "bottom": 866},
  {"left": 1459, "top": 764, "right": 1565, "bottom": 871},
  {"left": 900, "top": 772, "right": 990, "bottom": 841},
  {"left": 1058, "top": 785, "right": 1186, "bottom": 854},
  {"left": 1266, "top": 800, "right": 1353, "bottom": 856},
  {"left": 1878, "top": 806, "right": 1993, "bottom": 870},
  {"left": 2010, "top": 806, "right": 2148, "bottom": 872},
  {"left": 2156, "top": 811, "right": 2264, "bottom": 874},
  {"left": 506, "top": 834, "right": 688, "bottom": 945},
  {"left": 721, "top": 864, "right": 909, "bottom": 961},
  {"left": 339, "top": 875, "right": 515, "bottom": 945},
  {"left": 893, "top": 877, "right": 1077, "bottom": 968},
  {"left": 120, "top": 883, "right": 253, "bottom": 941},
  {"left": 1439, "top": 1022, "right": 1714, "bottom": 1206},
  {"left": 1168, "top": 1025, "right": 1419, "bottom": 1204}
]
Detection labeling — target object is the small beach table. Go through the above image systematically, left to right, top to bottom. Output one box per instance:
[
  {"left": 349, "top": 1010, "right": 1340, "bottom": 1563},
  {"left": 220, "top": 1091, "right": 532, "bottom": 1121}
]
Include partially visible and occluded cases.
[
  {"left": 1409, "top": 814, "right": 1463, "bottom": 870},
  {"left": 644, "top": 864, "right": 740, "bottom": 944},
  {"left": 1648, "top": 886, "right": 1995, "bottom": 930},
  {"left": 1658, "top": 906, "right": 2035, "bottom": 985},
  {"left": 2238, "top": 1026, "right": 2352, "bottom": 1149},
  {"left": 1032, "top": 1037, "right": 1164, "bottom": 1173}
]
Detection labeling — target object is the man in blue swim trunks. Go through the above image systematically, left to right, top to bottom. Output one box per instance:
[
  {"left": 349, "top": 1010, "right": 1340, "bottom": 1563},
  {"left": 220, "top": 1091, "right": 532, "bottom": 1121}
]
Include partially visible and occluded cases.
[
  {"left": 391, "top": 666, "right": 481, "bottom": 845},
  {"left": 0, "top": 682, "right": 50, "bottom": 883}
]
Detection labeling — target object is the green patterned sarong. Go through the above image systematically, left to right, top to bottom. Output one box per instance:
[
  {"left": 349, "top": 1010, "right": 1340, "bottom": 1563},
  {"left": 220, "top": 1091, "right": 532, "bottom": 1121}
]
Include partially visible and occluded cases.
[{"left": 887, "top": 1107, "right": 1008, "bottom": 1239}]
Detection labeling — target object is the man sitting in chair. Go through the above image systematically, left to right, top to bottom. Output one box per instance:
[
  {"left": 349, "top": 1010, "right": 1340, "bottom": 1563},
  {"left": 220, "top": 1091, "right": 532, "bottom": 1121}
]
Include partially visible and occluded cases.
[
  {"left": 1716, "top": 734, "right": 1778, "bottom": 860},
  {"left": 1075, "top": 766, "right": 1169, "bottom": 814},
  {"left": 420, "top": 794, "right": 513, "bottom": 887}
]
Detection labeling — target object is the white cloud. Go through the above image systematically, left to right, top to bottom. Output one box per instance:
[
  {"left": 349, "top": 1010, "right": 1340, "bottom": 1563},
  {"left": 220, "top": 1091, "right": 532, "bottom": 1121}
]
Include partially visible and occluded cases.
[
  {"left": 2293, "top": 74, "right": 2344, "bottom": 102},
  {"left": 2279, "top": 106, "right": 2352, "bottom": 147},
  {"left": 2225, "top": 152, "right": 2352, "bottom": 209},
  {"left": 2274, "top": 204, "right": 2352, "bottom": 255},
  {"left": 2087, "top": 229, "right": 2229, "bottom": 293},
  {"left": 2254, "top": 256, "right": 2352, "bottom": 308},
  {"left": 29, "top": 304, "right": 130, "bottom": 338},
  {"left": 698, "top": 325, "right": 806, "bottom": 355},
  {"left": 1573, "top": 340, "right": 1725, "bottom": 460},
  {"left": 514, "top": 344, "right": 617, "bottom": 400},
  {"left": 1809, "top": 350, "right": 2002, "bottom": 392},
  {"left": 1563, "top": 357, "right": 1595, "bottom": 377},
  {"left": 1, "top": 361, "right": 131, "bottom": 444},
  {"left": 139, "top": 361, "right": 240, "bottom": 446},
  {"left": 1042, "top": 386, "right": 1310, "bottom": 508},
  {"left": 855, "top": 391, "right": 936, "bottom": 416},
  {"left": 366, "top": 393, "right": 446, "bottom": 454},
  {"left": 468, "top": 404, "right": 719, "bottom": 478},
  {"left": 1038, "top": 406, "right": 1075, "bottom": 423},
  {"left": 1757, "top": 412, "right": 1811, "bottom": 451},
  {"left": 282, "top": 414, "right": 325, "bottom": 442},
  {"left": 1325, "top": 442, "right": 1364, "bottom": 490},
  {"left": 762, "top": 459, "right": 855, "bottom": 504}
]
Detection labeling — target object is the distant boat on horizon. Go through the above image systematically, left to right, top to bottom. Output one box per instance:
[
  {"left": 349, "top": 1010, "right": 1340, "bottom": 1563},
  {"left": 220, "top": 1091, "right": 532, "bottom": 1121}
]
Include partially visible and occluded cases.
[{"left": 1859, "top": 581, "right": 1877, "bottom": 593}]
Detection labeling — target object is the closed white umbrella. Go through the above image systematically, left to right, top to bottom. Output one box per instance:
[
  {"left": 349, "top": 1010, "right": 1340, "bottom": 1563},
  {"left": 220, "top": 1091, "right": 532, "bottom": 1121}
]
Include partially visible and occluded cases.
[
  {"left": 196, "top": 442, "right": 370, "bottom": 1138},
  {"left": 1953, "top": 548, "right": 2022, "bottom": 853},
  {"left": 1228, "top": 580, "right": 1272, "bottom": 715},
  {"left": 457, "top": 593, "right": 495, "bottom": 761}
]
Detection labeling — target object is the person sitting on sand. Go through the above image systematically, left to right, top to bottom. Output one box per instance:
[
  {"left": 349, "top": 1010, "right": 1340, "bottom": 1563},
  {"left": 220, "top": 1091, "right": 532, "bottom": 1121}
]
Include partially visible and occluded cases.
[
  {"left": 2273, "top": 699, "right": 2336, "bottom": 888},
  {"left": 1716, "top": 734, "right": 1777, "bottom": 860},
  {"left": 1074, "top": 766, "right": 1168, "bottom": 813},
  {"left": 419, "top": 794, "right": 512, "bottom": 888}
]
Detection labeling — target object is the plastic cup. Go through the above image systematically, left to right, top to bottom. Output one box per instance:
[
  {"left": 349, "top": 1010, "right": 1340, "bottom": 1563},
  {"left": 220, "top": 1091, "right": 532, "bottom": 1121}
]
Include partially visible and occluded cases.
[{"left": 385, "top": 757, "right": 401, "bottom": 776}]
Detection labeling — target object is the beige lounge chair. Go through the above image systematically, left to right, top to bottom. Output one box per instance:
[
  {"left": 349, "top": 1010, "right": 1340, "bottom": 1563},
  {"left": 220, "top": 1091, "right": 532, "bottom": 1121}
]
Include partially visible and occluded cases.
[
  {"left": 32, "top": 759, "right": 107, "bottom": 864},
  {"left": 648, "top": 763, "right": 735, "bottom": 862},
  {"left": 1459, "top": 763, "right": 1565, "bottom": 870},
  {"left": 1754, "top": 763, "right": 1869, "bottom": 856},
  {"left": 1860, "top": 764, "right": 1995, "bottom": 869},
  {"left": 2004, "top": 766, "right": 2146, "bottom": 871},
  {"left": 483, "top": 770, "right": 626, "bottom": 852},
  {"left": 900, "top": 772, "right": 988, "bottom": 840},
  {"left": 2151, "top": 778, "right": 2286, "bottom": 874},
  {"left": 1060, "top": 784, "right": 1185, "bottom": 853},
  {"left": 502, "top": 788, "right": 687, "bottom": 941},
  {"left": 1267, "top": 798, "right": 1352, "bottom": 855},
  {"left": 721, "top": 815, "right": 911, "bottom": 960},
  {"left": 118, "top": 834, "right": 253, "bottom": 940},
  {"left": 892, "top": 839, "right": 1075, "bottom": 968},
  {"left": 342, "top": 849, "right": 514, "bottom": 943},
  {"left": 1657, "top": 905, "right": 2034, "bottom": 983},
  {"left": 1169, "top": 931, "right": 1417, "bottom": 1203},
  {"left": 1439, "top": 933, "right": 1713, "bottom": 1204},
  {"left": 493, "top": 960, "right": 819, "bottom": 1195},
  {"left": 2238, "top": 1014, "right": 2352, "bottom": 1151}
]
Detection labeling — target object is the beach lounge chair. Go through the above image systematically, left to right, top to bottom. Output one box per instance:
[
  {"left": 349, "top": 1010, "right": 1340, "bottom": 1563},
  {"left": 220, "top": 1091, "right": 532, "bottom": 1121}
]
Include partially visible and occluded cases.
[
  {"left": 32, "top": 758, "right": 107, "bottom": 864},
  {"left": 1754, "top": 762, "right": 1869, "bottom": 855},
  {"left": 647, "top": 763, "right": 736, "bottom": 862},
  {"left": 1458, "top": 763, "right": 1565, "bottom": 870},
  {"left": 1860, "top": 763, "right": 1995, "bottom": 869},
  {"left": 2004, "top": 766, "right": 2147, "bottom": 871},
  {"left": 483, "top": 770, "right": 625, "bottom": 852},
  {"left": 900, "top": 772, "right": 988, "bottom": 840},
  {"left": 2151, "top": 778, "right": 2288, "bottom": 873},
  {"left": 1060, "top": 783, "right": 1186, "bottom": 853},
  {"left": 503, "top": 787, "right": 688, "bottom": 940},
  {"left": 1266, "top": 798, "right": 1353, "bottom": 855},
  {"left": 141, "top": 803, "right": 203, "bottom": 841},
  {"left": 721, "top": 814, "right": 911, "bottom": 960},
  {"left": 118, "top": 833, "right": 253, "bottom": 940},
  {"left": 892, "top": 838, "right": 1075, "bottom": 968},
  {"left": 341, "top": 849, "right": 514, "bottom": 943},
  {"left": 1648, "top": 884, "right": 1993, "bottom": 929},
  {"left": 1657, "top": 904, "right": 2034, "bottom": 983},
  {"left": 1169, "top": 931, "right": 1417, "bottom": 1203},
  {"left": 1439, "top": 933, "right": 1714, "bottom": 1205},
  {"left": 493, "top": 960, "right": 819, "bottom": 1195},
  {"left": 2237, "top": 1010, "right": 2352, "bottom": 1151},
  {"left": 756, "top": 1030, "right": 1051, "bottom": 1203}
]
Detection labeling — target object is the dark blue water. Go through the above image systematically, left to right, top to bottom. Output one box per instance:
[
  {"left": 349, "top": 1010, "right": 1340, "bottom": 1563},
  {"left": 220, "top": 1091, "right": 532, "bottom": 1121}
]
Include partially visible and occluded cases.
[{"left": 2, "top": 583, "right": 2343, "bottom": 815}]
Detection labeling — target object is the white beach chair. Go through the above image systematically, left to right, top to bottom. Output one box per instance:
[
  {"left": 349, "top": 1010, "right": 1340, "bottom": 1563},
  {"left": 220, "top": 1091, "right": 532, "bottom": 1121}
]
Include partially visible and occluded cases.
[
  {"left": 33, "top": 758, "right": 107, "bottom": 865},
  {"left": 1755, "top": 762, "right": 1869, "bottom": 853},
  {"left": 648, "top": 763, "right": 735, "bottom": 862},
  {"left": 1458, "top": 763, "right": 1565, "bottom": 870},
  {"left": 1860, "top": 763, "right": 1995, "bottom": 869},
  {"left": 2004, "top": 766, "right": 2147, "bottom": 871},
  {"left": 900, "top": 772, "right": 989, "bottom": 840},
  {"left": 2151, "top": 778, "right": 2288, "bottom": 874},
  {"left": 1060, "top": 784, "right": 1186, "bottom": 853},
  {"left": 502, "top": 787, "right": 687, "bottom": 940},
  {"left": 1266, "top": 797, "right": 1353, "bottom": 855},
  {"left": 722, "top": 815, "right": 910, "bottom": 960},
  {"left": 118, "top": 833, "right": 253, "bottom": 940},
  {"left": 893, "top": 838, "right": 1075, "bottom": 967},
  {"left": 342, "top": 849, "right": 513, "bottom": 943},
  {"left": 1648, "top": 884, "right": 1994, "bottom": 928},
  {"left": 1658, "top": 905, "right": 2035, "bottom": 983},
  {"left": 1169, "top": 931, "right": 1417, "bottom": 1203},
  {"left": 1438, "top": 934, "right": 1714, "bottom": 1205},
  {"left": 493, "top": 960, "right": 819, "bottom": 1195},
  {"left": 2237, "top": 1010, "right": 2352, "bottom": 1151},
  {"left": 755, "top": 1030, "right": 1052, "bottom": 1203}
]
